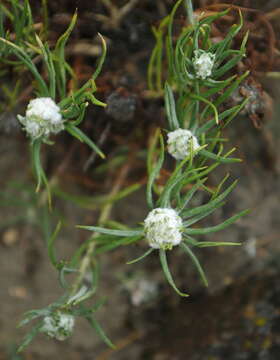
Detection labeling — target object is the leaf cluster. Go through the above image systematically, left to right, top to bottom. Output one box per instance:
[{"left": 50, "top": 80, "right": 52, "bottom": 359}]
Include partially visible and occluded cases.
[
  {"left": 1, "top": 0, "right": 252, "bottom": 352},
  {"left": 79, "top": 1, "right": 250, "bottom": 296},
  {"left": 0, "top": 8, "right": 107, "bottom": 202},
  {"left": 17, "top": 220, "right": 114, "bottom": 352}
]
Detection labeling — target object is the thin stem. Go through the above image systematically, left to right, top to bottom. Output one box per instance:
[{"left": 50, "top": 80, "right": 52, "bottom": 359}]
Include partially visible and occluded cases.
[
  {"left": 185, "top": 0, "right": 195, "bottom": 26},
  {"left": 194, "top": 80, "right": 200, "bottom": 129},
  {"left": 37, "top": 142, "right": 78, "bottom": 207},
  {"left": 70, "top": 162, "right": 131, "bottom": 296}
]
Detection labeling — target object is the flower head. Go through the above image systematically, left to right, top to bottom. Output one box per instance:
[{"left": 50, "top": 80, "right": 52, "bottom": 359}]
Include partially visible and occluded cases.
[
  {"left": 193, "top": 50, "right": 215, "bottom": 80},
  {"left": 17, "top": 97, "right": 64, "bottom": 140},
  {"left": 167, "top": 128, "right": 200, "bottom": 160},
  {"left": 144, "top": 208, "right": 183, "bottom": 250},
  {"left": 41, "top": 311, "right": 75, "bottom": 341}
]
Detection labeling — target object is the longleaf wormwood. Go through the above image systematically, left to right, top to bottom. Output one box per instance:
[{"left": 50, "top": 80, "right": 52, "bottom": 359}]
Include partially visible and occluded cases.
[
  {"left": 0, "top": 0, "right": 251, "bottom": 352},
  {"left": 80, "top": 1, "right": 249, "bottom": 296},
  {"left": 0, "top": 2, "right": 114, "bottom": 352},
  {"left": 0, "top": 10, "right": 107, "bottom": 204}
]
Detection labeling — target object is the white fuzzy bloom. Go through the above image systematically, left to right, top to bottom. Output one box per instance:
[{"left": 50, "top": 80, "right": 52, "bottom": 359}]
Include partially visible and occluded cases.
[
  {"left": 193, "top": 50, "right": 215, "bottom": 79},
  {"left": 17, "top": 97, "right": 64, "bottom": 139},
  {"left": 167, "top": 128, "right": 200, "bottom": 160},
  {"left": 144, "top": 208, "right": 183, "bottom": 250},
  {"left": 41, "top": 311, "right": 75, "bottom": 341}
]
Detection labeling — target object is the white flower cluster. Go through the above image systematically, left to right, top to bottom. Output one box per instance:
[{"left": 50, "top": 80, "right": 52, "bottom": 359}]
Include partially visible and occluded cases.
[
  {"left": 193, "top": 50, "right": 215, "bottom": 79},
  {"left": 17, "top": 97, "right": 64, "bottom": 140},
  {"left": 167, "top": 128, "right": 200, "bottom": 160},
  {"left": 144, "top": 208, "right": 183, "bottom": 250},
  {"left": 41, "top": 311, "right": 75, "bottom": 341}
]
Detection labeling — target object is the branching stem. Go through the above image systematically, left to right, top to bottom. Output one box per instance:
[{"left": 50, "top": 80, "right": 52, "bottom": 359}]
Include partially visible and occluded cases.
[{"left": 70, "top": 162, "right": 131, "bottom": 296}]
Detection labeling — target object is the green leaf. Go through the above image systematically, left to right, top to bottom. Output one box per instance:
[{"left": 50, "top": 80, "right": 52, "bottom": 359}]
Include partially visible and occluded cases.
[
  {"left": 167, "top": 0, "right": 184, "bottom": 78},
  {"left": 198, "top": 8, "right": 230, "bottom": 27},
  {"left": 213, "top": 10, "right": 243, "bottom": 60},
  {"left": 54, "top": 11, "right": 77, "bottom": 98},
  {"left": 147, "top": 15, "right": 169, "bottom": 91},
  {"left": 59, "top": 33, "right": 106, "bottom": 108},
  {"left": 92, "top": 33, "right": 107, "bottom": 81},
  {"left": 35, "top": 34, "right": 56, "bottom": 99},
  {"left": 0, "top": 37, "right": 49, "bottom": 96},
  {"left": 213, "top": 54, "right": 244, "bottom": 79},
  {"left": 213, "top": 71, "right": 249, "bottom": 110},
  {"left": 202, "top": 75, "right": 236, "bottom": 98},
  {"left": 165, "top": 82, "right": 179, "bottom": 130},
  {"left": 86, "top": 91, "right": 107, "bottom": 107},
  {"left": 190, "top": 93, "right": 219, "bottom": 124},
  {"left": 221, "top": 97, "right": 250, "bottom": 129},
  {"left": 67, "top": 102, "right": 88, "bottom": 125},
  {"left": 196, "top": 104, "right": 243, "bottom": 135},
  {"left": 65, "top": 123, "right": 105, "bottom": 159},
  {"left": 31, "top": 139, "right": 51, "bottom": 206},
  {"left": 200, "top": 149, "right": 241, "bottom": 164},
  {"left": 158, "top": 152, "right": 198, "bottom": 208},
  {"left": 183, "top": 162, "right": 220, "bottom": 186},
  {"left": 177, "top": 178, "right": 207, "bottom": 212},
  {"left": 181, "top": 180, "right": 238, "bottom": 218},
  {"left": 183, "top": 201, "right": 225, "bottom": 227},
  {"left": 184, "top": 209, "right": 249, "bottom": 235},
  {"left": 47, "top": 221, "right": 62, "bottom": 269},
  {"left": 77, "top": 225, "right": 143, "bottom": 237},
  {"left": 183, "top": 234, "right": 199, "bottom": 246},
  {"left": 95, "top": 235, "right": 141, "bottom": 255},
  {"left": 70, "top": 236, "right": 93, "bottom": 267},
  {"left": 195, "top": 241, "right": 241, "bottom": 247},
  {"left": 180, "top": 242, "right": 208, "bottom": 287},
  {"left": 127, "top": 248, "right": 154, "bottom": 264},
  {"left": 159, "top": 249, "right": 189, "bottom": 297},
  {"left": 59, "top": 265, "right": 77, "bottom": 289},
  {"left": 74, "top": 299, "right": 106, "bottom": 317},
  {"left": 18, "top": 309, "right": 48, "bottom": 328},
  {"left": 86, "top": 315, "right": 115, "bottom": 348},
  {"left": 17, "top": 321, "right": 43, "bottom": 353}
]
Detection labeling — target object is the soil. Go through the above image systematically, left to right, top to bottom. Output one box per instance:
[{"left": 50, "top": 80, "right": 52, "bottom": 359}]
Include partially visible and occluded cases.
[{"left": 0, "top": 1, "right": 280, "bottom": 359}]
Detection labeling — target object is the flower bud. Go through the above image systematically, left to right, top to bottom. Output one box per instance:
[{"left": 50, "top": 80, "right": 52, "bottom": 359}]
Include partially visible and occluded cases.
[
  {"left": 193, "top": 50, "right": 215, "bottom": 79},
  {"left": 17, "top": 97, "right": 64, "bottom": 140},
  {"left": 167, "top": 128, "right": 200, "bottom": 160},
  {"left": 144, "top": 208, "right": 183, "bottom": 250},
  {"left": 41, "top": 311, "right": 75, "bottom": 341}
]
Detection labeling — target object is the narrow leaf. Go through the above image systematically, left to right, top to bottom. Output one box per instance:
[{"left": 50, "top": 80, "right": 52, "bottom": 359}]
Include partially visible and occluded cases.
[
  {"left": 165, "top": 82, "right": 179, "bottom": 130},
  {"left": 65, "top": 123, "right": 105, "bottom": 159},
  {"left": 200, "top": 149, "right": 241, "bottom": 163},
  {"left": 181, "top": 180, "right": 238, "bottom": 218},
  {"left": 184, "top": 209, "right": 249, "bottom": 235},
  {"left": 47, "top": 221, "right": 62, "bottom": 269},
  {"left": 77, "top": 225, "right": 143, "bottom": 237},
  {"left": 196, "top": 241, "right": 241, "bottom": 247},
  {"left": 180, "top": 242, "right": 208, "bottom": 287},
  {"left": 127, "top": 248, "right": 154, "bottom": 264},
  {"left": 159, "top": 249, "right": 189, "bottom": 297},
  {"left": 86, "top": 315, "right": 115, "bottom": 348},
  {"left": 17, "top": 322, "right": 43, "bottom": 353}
]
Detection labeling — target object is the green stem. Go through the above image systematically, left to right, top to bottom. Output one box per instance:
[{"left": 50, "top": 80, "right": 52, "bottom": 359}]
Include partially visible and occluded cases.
[
  {"left": 185, "top": 0, "right": 194, "bottom": 26},
  {"left": 194, "top": 80, "right": 200, "bottom": 128},
  {"left": 70, "top": 163, "right": 131, "bottom": 296}
]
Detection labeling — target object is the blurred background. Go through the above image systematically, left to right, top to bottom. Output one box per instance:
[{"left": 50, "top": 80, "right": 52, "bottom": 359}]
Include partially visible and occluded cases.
[{"left": 0, "top": 0, "right": 280, "bottom": 359}]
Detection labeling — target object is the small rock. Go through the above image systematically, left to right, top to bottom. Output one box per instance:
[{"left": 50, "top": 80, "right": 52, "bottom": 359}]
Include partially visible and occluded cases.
[{"left": 106, "top": 88, "right": 137, "bottom": 123}]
